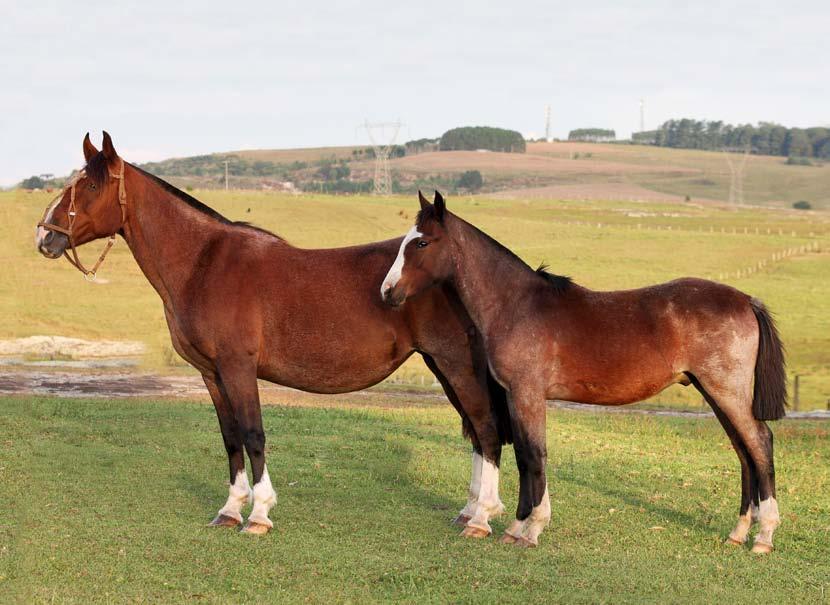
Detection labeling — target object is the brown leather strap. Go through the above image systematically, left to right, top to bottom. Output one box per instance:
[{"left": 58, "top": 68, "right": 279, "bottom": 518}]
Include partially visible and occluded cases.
[{"left": 37, "top": 159, "right": 127, "bottom": 280}]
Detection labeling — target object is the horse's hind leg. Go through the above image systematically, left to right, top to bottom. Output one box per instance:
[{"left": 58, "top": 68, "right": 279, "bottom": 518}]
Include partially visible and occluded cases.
[
  {"left": 422, "top": 353, "right": 505, "bottom": 538},
  {"left": 217, "top": 357, "right": 277, "bottom": 535},
  {"left": 204, "top": 374, "right": 250, "bottom": 528},
  {"left": 693, "top": 377, "right": 759, "bottom": 544},
  {"left": 696, "top": 378, "right": 779, "bottom": 553}
]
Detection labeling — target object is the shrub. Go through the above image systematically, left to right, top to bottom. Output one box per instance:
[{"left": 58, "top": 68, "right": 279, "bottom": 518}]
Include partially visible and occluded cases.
[
  {"left": 786, "top": 156, "right": 813, "bottom": 166},
  {"left": 457, "top": 170, "right": 483, "bottom": 191},
  {"left": 20, "top": 175, "right": 46, "bottom": 189},
  {"left": 792, "top": 200, "right": 812, "bottom": 210}
]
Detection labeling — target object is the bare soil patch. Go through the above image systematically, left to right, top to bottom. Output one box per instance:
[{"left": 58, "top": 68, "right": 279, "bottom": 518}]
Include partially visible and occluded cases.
[{"left": 382, "top": 151, "right": 698, "bottom": 176}]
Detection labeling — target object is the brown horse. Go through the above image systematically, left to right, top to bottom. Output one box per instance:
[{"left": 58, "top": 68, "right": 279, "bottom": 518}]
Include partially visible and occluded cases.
[
  {"left": 35, "top": 133, "right": 512, "bottom": 535},
  {"left": 381, "top": 191, "right": 787, "bottom": 553}
]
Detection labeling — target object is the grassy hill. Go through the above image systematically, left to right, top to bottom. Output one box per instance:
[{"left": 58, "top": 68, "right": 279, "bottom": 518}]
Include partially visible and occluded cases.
[
  {"left": 134, "top": 142, "right": 830, "bottom": 209},
  {"left": 4, "top": 188, "right": 829, "bottom": 409}
]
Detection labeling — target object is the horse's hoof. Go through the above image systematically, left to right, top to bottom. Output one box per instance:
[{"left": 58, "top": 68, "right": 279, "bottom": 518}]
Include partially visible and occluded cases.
[
  {"left": 207, "top": 514, "right": 241, "bottom": 528},
  {"left": 452, "top": 514, "right": 471, "bottom": 527},
  {"left": 240, "top": 521, "right": 271, "bottom": 535},
  {"left": 460, "top": 525, "right": 490, "bottom": 539},
  {"left": 500, "top": 533, "right": 519, "bottom": 544},
  {"left": 514, "top": 536, "right": 537, "bottom": 549},
  {"left": 725, "top": 536, "right": 745, "bottom": 547},
  {"left": 751, "top": 541, "right": 773, "bottom": 554}
]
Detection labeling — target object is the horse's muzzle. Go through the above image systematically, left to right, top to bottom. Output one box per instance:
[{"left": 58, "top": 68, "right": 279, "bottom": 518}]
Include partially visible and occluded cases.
[
  {"left": 37, "top": 230, "right": 68, "bottom": 259},
  {"left": 382, "top": 285, "right": 405, "bottom": 307}
]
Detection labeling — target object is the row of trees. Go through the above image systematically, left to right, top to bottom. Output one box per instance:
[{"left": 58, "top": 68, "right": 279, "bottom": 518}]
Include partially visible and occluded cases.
[
  {"left": 639, "top": 120, "right": 830, "bottom": 158},
  {"left": 439, "top": 126, "right": 525, "bottom": 153},
  {"left": 568, "top": 128, "right": 616, "bottom": 142}
]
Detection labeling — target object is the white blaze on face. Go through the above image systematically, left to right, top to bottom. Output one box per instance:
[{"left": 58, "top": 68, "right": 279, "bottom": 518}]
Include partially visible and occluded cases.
[
  {"left": 35, "top": 196, "right": 61, "bottom": 248},
  {"left": 380, "top": 226, "right": 422, "bottom": 297}
]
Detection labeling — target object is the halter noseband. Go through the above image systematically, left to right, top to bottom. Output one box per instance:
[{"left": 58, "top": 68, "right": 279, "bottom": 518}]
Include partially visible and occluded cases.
[{"left": 37, "top": 158, "right": 127, "bottom": 281}]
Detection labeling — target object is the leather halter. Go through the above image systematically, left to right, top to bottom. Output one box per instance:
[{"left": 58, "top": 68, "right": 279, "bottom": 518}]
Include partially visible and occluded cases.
[{"left": 37, "top": 158, "right": 127, "bottom": 280}]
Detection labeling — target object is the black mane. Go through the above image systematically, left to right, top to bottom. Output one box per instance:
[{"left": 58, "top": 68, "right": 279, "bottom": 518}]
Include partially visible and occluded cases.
[
  {"left": 84, "top": 152, "right": 110, "bottom": 187},
  {"left": 418, "top": 205, "right": 572, "bottom": 295},
  {"left": 535, "top": 264, "right": 573, "bottom": 294}
]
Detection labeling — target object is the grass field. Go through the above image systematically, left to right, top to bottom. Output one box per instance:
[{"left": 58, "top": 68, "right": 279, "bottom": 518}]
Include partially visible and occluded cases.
[
  {"left": 3, "top": 187, "right": 828, "bottom": 409},
  {"left": 0, "top": 394, "right": 828, "bottom": 603}
]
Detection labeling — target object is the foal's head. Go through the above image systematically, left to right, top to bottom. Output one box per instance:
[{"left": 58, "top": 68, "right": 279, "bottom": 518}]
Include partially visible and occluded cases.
[
  {"left": 36, "top": 132, "right": 127, "bottom": 259},
  {"left": 381, "top": 191, "right": 454, "bottom": 306}
]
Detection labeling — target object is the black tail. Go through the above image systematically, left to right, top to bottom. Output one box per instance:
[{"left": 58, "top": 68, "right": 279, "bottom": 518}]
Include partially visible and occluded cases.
[{"left": 750, "top": 298, "right": 787, "bottom": 420}]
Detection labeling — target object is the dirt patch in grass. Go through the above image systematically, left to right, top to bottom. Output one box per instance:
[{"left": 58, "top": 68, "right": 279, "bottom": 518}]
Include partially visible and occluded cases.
[{"left": 0, "top": 335, "right": 145, "bottom": 359}]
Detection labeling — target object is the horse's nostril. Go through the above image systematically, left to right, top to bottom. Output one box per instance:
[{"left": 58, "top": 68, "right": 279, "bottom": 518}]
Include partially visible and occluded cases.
[{"left": 43, "top": 231, "right": 54, "bottom": 245}]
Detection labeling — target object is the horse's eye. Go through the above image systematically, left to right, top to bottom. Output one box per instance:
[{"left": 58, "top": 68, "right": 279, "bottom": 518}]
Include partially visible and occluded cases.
[
  {"left": 88, "top": 183, "right": 96, "bottom": 190},
  {"left": 416, "top": 240, "right": 429, "bottom": 249}
]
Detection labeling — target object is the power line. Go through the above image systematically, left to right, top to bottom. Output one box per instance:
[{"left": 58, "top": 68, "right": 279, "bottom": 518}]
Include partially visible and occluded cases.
[
  {"left": 363, "top": 120, "right": 403, "bottom": 196},
  {"left": 723, "top": 146, "right": 751, "bottom": 205}
]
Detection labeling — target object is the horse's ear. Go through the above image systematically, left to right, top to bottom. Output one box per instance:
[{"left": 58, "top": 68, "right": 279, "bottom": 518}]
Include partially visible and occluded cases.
[
  {"left": 101, "top": 131, "right": 119, "bottom": 161},
  {"left": 82, "top": 133, "right": 98, "bottom": 162},
  {"left": 418, "top": 190, "right": 431, "bottom": 211},
  {"left": 433, "top": 190, "right": 446, "bottom": 223}
]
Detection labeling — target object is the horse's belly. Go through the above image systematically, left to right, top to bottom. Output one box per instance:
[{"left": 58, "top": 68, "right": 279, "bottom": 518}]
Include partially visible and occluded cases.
[
  {"left": 256, "top": 334, "right": 411, "bottom": 394},
  {"left": 548, "top": 362, "right": 678, "bottom": 406}
]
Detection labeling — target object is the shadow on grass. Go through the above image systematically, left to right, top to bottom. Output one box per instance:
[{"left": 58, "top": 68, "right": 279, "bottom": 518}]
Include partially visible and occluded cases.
[{"left": 174, "top": 404, "right": 468, "bottom": 530}]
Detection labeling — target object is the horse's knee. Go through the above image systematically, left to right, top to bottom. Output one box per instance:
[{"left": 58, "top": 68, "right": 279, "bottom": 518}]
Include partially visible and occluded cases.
[{"left": 242, "top": 427, "right": 265, "bottom": 457}]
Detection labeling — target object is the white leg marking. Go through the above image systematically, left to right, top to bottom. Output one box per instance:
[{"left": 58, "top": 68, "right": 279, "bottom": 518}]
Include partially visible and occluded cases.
[
  {"left": 380, "top": 226, "right": 422, "bottom": 297},
  {"left": 458, "top": 451, "right": 483, "bottom": 519},
  {"left": 464, "top": 457, "right": 505, "bottom": 534},
  {"left": 247, "top": 465, "right": 277, "bottom": 528},
  {"left": 216, "top": 470, "right": 252, "bottom": 523},
  {"left": 520, "top": 485, "right": 551, "bottom": 545},
  {"left": 753, "top": 496, "right": 780, "bottom": 548},
  {"left": 729, "top": 509, "right": 753, "bottom": 544}
]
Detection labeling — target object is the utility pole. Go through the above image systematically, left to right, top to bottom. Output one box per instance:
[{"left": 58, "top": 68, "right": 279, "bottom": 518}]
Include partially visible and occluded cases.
[
  {"left": 639, "top": 98, "right": 645, "bottom": 133},
  {"left": 544, "top": 105, "right": 552, "bottom": 142},
  {"left": 224, "top": 160, "right": 229, "bottom": 191}
]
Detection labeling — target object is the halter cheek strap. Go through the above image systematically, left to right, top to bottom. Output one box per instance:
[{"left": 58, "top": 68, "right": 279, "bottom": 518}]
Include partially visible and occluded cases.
[{"left": 37, "top": 158, "right": 128, "bottom": 281}]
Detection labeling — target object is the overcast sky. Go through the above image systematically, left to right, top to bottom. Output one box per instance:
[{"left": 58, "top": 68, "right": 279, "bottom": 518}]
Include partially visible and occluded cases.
[{"left": 1, "top": 0, "right": 828, "bottom": 185}]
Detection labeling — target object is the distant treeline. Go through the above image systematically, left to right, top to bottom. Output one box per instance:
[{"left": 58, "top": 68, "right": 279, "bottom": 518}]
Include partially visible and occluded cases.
[
  {"left": 636, "top": 119, "right": 830, "bottom": 158},
  {"left": 439, "top": 126, "right": 526, "bottom": 153},
  {"left": 568, "top": 128, "right": 616, "bottom": 142}
]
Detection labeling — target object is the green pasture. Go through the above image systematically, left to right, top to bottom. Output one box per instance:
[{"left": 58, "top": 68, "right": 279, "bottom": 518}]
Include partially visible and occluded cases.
[
  {"left": 2, "top": 189, "right": 828, "bottom": 408},
  {"left": 0, "top": 395, "right": 827, "bottom": 603}
]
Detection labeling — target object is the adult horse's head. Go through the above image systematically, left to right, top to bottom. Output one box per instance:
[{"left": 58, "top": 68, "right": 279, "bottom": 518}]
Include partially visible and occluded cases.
[
  {"left": 36, "top": 132, "right": 127, "bottom": 276},
  {"left": 381, "top": 190, "right": 453, "bottom": 306}
]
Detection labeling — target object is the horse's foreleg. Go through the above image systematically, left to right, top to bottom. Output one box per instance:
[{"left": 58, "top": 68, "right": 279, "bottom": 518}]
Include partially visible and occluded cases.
[
  {"left": 422, "top": 353, "right": 505, "bottom": 537},
  {"left": 217, "top": 359, "right": 276, "bottom": 535},
  {"left": 203, "top": 374, "right": 249, "bottom": 528},
  {"left": 501, "top": 388, "right": 550, "bottom": 548}
]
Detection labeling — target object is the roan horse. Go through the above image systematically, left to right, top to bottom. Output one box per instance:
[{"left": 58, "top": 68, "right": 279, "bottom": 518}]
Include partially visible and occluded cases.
[
  {"left": 35, "top": 133, "right": 512, "bottom": 535},
  {"left": 381, "top": 191, "right": 787, "bottom": 553}
]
